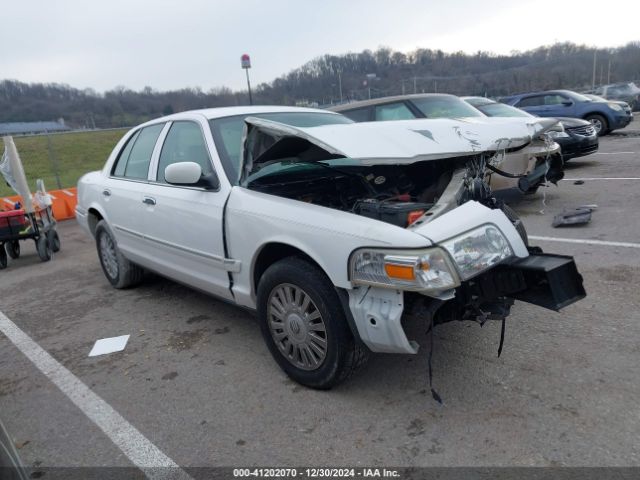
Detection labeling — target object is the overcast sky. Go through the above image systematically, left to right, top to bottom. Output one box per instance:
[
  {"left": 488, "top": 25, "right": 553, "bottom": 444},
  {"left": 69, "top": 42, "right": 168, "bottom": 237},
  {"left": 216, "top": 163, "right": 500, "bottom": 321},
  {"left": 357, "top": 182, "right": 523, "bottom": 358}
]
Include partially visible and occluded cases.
[{"left": 2, "top": 0, "right": 638, "bottom": 93}]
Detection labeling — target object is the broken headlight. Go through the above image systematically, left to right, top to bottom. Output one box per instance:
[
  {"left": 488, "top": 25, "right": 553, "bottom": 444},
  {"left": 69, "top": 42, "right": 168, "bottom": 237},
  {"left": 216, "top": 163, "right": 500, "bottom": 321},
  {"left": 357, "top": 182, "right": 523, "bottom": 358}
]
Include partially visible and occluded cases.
[
  {"left": 441, "top": 224, "right": 513, "bottom": 280},
  {"left": 350, "top": 248, "right": 459, "bottom": 292}
]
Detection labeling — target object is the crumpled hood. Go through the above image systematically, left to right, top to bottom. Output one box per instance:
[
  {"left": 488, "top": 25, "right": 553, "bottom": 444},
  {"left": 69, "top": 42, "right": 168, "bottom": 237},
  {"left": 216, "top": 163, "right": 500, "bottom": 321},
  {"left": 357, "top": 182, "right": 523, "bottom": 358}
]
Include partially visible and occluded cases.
[{"left": 240, "top": 116, "right": 559, "bottom": 184}]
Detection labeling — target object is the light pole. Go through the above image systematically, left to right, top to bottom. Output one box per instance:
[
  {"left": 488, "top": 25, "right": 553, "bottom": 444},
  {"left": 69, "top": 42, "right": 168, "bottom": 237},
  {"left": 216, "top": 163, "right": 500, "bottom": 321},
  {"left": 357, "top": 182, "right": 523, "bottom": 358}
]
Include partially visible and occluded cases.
[{"left": 241, "top": 53, "right": 253, "bottom": 105}]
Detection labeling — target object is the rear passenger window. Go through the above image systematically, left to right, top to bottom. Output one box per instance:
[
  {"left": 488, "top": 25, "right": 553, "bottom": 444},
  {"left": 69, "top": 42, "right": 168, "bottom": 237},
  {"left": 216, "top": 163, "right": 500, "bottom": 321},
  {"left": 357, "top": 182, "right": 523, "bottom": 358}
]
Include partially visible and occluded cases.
[
  {"left": 516, "top": 96, "right": 544, "bottom": 108},
  {"left": 375, "top": 102, "right": 416, "bottom": 121},
  {"left": 341, "top": 108, "right": 371, "bottom": 122},
  {"left": 156, "top": 121, "right": 213, "bottom": 183},
  {"left": 112, "top": 124, "right": 164, "bottom": 179}
]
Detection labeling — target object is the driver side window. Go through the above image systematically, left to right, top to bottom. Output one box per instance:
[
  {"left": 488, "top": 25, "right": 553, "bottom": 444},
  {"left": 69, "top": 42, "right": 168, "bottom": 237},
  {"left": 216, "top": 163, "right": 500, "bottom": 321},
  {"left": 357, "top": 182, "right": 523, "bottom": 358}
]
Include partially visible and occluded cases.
[{"left": 156, "top": 121, "right": 213, "bottom": 183}]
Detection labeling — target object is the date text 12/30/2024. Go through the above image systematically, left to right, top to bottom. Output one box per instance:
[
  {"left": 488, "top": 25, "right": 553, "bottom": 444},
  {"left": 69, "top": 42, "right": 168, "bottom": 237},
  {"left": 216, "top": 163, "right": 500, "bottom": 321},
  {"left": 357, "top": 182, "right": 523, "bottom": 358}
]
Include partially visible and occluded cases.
[{"left": 233, "top": 468, "right": 401, "bottom": 478}]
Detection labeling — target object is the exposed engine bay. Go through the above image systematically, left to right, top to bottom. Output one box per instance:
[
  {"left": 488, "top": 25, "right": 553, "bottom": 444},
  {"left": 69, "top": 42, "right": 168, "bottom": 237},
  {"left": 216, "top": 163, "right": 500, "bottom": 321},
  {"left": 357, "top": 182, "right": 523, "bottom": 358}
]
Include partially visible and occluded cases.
[{"left": 248, "top": 149, "right": 496, "bottom": 228}]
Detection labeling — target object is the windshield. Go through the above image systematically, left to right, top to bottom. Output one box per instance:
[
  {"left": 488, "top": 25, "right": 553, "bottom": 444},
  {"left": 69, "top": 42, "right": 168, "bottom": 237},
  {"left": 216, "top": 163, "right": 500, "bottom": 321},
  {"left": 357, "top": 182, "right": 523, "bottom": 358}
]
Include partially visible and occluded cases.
[
  {"left": 411, "top": 96, "right": 484, "bottom": 118},
  {"left": 476, "top": 102, "right": 533, "bottom": 118},
  {"left": 209, "top": 112, "right": 353, "bottom": 184}
]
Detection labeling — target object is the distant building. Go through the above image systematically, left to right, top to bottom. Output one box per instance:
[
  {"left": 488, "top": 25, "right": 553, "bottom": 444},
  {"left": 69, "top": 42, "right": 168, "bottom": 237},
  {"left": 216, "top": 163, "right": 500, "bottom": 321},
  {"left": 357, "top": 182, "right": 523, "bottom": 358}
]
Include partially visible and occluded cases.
[{"left": 0, "top": 119, "right": 71, "bottom": 136}]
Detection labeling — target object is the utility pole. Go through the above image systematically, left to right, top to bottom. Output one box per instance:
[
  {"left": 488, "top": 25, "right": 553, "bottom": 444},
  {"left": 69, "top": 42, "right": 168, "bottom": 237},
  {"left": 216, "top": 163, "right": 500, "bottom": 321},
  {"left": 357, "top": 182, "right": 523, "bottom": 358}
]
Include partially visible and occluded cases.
[
  {"left": 592, "top": 50, "right": 597, "bottom": 90},
  {"left": 241, "top": 54, "right": 253, "bottom": 105},
  {"left": 607, "top": 58, "right": 611, "bottom": 84},
  {"left": 337, "top": 68, "right": 343, "bottom": 103},
  {"left": 413, "top": 76, "right": 417, "bottom": 94}
]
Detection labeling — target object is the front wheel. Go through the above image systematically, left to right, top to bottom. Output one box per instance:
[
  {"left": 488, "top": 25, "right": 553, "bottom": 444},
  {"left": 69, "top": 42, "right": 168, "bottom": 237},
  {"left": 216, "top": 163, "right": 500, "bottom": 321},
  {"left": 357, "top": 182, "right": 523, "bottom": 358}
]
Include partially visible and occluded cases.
[
  {"left": 585, "top": 114, "right": 608, "bottom": 136},
  {"left": 95, "top": 220, "right": 144, "bottom": 289},
  {"left": 48, "top": 230, "right": 61, "bottom": 252},
  {"left": 36, "top": 235, "right": 52, "bottom": 262},
  {"left": 0, "top": 245, "right": 7, "bottom": 269},
  {"left": 257, "top": 257, "right": 368, "bottom": 389}
]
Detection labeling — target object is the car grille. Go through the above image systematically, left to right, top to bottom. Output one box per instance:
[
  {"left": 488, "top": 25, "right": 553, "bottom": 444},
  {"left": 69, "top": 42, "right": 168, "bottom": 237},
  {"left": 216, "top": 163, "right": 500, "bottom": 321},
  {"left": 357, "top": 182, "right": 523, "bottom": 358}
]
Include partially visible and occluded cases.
[
  {"left": 567, "top": 125, "right": 596, "bottom": 136},
  {"left": 580, "top": 143, "right": 599, "bottom": 154}
]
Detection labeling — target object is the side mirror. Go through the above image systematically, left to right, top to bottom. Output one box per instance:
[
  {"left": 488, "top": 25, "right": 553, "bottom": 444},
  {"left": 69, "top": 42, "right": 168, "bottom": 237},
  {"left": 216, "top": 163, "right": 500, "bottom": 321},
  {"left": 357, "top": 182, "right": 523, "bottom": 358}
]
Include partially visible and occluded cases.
[{"left": 164, "top": 162, "right": 219, "bottom": 190}]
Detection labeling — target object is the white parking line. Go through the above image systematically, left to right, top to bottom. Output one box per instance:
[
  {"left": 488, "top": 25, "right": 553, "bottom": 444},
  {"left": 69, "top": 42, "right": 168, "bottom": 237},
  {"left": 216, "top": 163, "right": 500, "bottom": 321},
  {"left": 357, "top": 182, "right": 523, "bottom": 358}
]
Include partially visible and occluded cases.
[
  {"left": 593, "top": 152, "right": 635, "bottom": 155},
  {"left": 561, "top": 177, "right": 640, "bottom": 181},
  {"left": 529, "top": 236, "right": 640, "bottom": 249},
  {"left": 0, "top": 310, "right": 193, "bottom": 480}
]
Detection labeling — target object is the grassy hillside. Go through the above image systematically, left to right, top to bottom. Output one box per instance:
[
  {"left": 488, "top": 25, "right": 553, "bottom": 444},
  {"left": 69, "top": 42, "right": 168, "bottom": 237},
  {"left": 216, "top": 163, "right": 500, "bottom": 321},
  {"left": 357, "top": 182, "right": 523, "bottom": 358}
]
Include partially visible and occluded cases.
[{"left": 0, "top": 129, "right": 126, "bottom": 197}]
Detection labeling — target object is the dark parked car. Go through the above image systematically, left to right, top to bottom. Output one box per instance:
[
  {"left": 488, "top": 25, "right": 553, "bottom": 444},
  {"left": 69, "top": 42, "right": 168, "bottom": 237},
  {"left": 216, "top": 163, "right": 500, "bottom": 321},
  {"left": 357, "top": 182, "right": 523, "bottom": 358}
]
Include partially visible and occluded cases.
[
  {"left": 594, "top": 82, "right": 640, "bottom": 111},
  {"left": 500, "top": 89, "right": 632, "bottom": 136},
  {"left": 463, "top": 96, "right": 599, "bottom": 161}
]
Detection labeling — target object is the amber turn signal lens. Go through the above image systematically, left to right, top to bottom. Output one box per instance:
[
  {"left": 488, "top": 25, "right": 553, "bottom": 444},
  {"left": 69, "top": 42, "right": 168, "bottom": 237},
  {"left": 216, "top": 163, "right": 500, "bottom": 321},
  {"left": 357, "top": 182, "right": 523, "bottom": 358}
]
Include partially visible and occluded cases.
[{"left": 384, "top": 263, "right": 416, "bottom": 281}]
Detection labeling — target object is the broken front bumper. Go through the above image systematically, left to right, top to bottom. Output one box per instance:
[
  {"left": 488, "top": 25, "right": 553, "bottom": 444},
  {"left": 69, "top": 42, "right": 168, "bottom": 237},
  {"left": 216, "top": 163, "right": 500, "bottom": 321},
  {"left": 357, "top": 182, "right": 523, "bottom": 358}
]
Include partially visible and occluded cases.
[{"left": 346, "top": 252, "right": 586, "bottom": 354}]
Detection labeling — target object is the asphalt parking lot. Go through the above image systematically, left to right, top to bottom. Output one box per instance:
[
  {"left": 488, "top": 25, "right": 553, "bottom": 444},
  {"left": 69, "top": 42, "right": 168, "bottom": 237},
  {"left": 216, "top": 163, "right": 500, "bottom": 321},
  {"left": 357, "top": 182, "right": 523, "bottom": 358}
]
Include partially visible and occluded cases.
[{"left": 1, "top": 125, "right": 639, "bottom": 475}]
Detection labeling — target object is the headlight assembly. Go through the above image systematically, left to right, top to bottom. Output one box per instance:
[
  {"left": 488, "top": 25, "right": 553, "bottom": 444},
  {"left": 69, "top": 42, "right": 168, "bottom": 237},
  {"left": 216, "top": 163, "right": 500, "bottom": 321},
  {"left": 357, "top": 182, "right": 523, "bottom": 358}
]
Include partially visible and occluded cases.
[
  {"left": 608, "top": 102, "right": 623, "bottom": 112},
  {"left": 547, "top": 130, "right": 570, "bottom": 139},
  {"left": 441, "top": 224, "right": 513, "bottom": 280},
  {"left": 350, "top": 248, "right": 459, "bottom": 292}
]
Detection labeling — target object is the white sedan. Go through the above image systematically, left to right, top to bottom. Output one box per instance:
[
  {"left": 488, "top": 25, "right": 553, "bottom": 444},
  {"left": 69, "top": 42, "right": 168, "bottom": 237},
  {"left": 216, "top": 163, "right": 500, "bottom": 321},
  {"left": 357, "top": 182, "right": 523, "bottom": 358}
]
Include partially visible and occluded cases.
[{"left": 77, "top": 106, "right": 585, "bottom": 390}]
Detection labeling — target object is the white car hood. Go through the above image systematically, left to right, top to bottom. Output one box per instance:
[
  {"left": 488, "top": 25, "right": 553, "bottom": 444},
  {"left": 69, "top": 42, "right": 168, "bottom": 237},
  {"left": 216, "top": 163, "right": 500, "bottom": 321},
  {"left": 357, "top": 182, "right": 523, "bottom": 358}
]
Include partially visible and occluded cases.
[{"left": 239, "top": 116, "right": 559, "bottom": 183}]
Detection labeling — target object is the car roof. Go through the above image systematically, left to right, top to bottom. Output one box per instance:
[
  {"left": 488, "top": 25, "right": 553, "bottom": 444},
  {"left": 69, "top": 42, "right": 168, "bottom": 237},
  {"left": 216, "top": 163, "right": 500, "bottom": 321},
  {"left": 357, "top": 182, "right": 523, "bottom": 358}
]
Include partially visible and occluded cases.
[
  {"left": 329, "top": 93, "right": 459, "bottom": 112},
  {"left": 461, "top": 96, "right": 496, "bottom": 105},
  {"left": 139, "top": 106, "right": 338, "bottom": 126}
]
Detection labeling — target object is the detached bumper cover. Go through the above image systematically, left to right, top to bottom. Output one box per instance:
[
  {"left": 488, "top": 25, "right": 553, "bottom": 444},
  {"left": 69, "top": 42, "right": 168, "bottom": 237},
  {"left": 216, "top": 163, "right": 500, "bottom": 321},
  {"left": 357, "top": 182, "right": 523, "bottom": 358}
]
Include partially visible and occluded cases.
[{"left": 485, "top": 252, "right": 586, "bottom": 311}]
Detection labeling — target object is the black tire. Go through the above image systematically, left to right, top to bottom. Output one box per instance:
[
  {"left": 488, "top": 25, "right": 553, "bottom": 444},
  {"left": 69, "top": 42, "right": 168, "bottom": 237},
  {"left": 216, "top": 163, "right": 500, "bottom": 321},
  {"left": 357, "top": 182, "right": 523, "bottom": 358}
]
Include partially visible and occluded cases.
[
  {"left": 585, "top": 114, "right": 608, "bottom": 136},
  {"left": 501, "top": 203, "right": 529, "bottom": 246},
  {"left": 95, "top": 220, "right": 144, "bottom": 289},
  {"left": 48, "top": 230, "right": 61, "bottom": 252},
  {"left": 36, "top": 235, "right": 52, "bottom": 262},
  {"left": 6, "top": 241, "right": 20, "bottom": 259},
  {"left": 0, "top": 245, "right": 7, "bottom": 269},
  {"left": 257, "top": 256, "right": 368, "bottom": 389}
]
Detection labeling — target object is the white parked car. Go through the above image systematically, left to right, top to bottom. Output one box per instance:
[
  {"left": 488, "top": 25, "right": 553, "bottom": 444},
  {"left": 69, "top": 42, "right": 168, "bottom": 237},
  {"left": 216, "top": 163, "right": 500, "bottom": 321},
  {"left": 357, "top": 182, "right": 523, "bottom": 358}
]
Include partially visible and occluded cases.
[{"left": 77, "top": 106, "right": 585, "bottom": 390}]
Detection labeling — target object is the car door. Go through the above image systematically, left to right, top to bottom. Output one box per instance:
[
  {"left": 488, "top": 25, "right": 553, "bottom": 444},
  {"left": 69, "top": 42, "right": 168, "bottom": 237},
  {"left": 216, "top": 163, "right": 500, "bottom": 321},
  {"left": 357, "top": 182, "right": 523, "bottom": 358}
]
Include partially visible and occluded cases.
[
  {"left": 541, "top": 93, "right": 576, "bottom": 117},
  {"left": 515, "top": 95, "right": 546, "bottom": 116},
  {"left": 142, "top": 117, "right": 234, "bottom": 300},
  {"left": 102, "top": 123, "right": 165, "bottom": 263}
]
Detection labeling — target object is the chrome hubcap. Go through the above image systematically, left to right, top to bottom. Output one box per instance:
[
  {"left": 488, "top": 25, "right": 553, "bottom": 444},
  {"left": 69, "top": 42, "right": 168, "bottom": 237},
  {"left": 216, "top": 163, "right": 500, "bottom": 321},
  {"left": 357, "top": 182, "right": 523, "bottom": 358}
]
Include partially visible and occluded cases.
[
  {"left": 99, "top": 233, "right": 118, "bottom": 279},
  {"left": 267, "top": 283, "right": 327, "bottom": 371}
]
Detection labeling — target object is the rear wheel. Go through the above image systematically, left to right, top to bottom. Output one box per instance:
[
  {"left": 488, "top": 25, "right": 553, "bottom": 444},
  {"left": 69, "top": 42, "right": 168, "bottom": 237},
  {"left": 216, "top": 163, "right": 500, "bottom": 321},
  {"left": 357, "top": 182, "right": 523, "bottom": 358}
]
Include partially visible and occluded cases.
[
  {"left": 585, "top": 114, "right": 608, "bottom": 136},
  {"left": 95, "top": 220, "right": 144, "bottom": 289},
  {"left": 6, "top": 241, "right": 20, "bottom": 259},
  {"left": 257, "top": 257, "right": 368, "bottom": 389}
]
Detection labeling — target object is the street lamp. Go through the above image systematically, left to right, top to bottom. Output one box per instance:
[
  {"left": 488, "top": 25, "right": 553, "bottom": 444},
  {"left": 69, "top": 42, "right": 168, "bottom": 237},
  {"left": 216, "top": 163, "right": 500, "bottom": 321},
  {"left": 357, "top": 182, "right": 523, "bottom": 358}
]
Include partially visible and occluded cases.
[{"left": 241, "top": 53, "right": 253, "bottom": 105}]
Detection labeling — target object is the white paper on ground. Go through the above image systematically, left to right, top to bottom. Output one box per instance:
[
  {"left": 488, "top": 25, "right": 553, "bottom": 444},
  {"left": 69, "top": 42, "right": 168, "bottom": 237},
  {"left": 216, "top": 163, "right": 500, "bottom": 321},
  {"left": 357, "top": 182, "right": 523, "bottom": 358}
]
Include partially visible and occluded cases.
[{"left": 88, "top": 335, "right": 130, "bottom": 357}]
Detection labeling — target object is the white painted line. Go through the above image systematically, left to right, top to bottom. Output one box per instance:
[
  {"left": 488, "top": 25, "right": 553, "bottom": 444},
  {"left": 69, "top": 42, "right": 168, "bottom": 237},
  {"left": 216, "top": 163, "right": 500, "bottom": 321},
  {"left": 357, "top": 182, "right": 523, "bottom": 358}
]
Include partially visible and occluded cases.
[
  {"left": 593, "top": 152, "right": 635, "bottom": 155},
  {"left": 562, "top": 177, "right": 640, "bottom": 181},
  {"left": 62, "top": 189, "right": 75, "bottom": 196},
  {"left": 3, "top": 198, "right": 14, "bottom": 206},
  {"left": 530, "top": 235, "right": 640, "bottom": 249},
  {"left": 0, "top": 311, "right": 193, "bottom": 480}
]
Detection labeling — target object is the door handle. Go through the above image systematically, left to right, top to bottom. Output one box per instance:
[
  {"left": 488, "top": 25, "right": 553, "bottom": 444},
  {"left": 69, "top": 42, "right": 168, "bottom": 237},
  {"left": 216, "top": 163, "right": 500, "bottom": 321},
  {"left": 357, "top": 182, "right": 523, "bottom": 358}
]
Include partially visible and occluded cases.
[
  {"left": 102, "top": 189, "right": 111, "bottom": 197},
  {"left": 142, "top": 197, "right": 156, "bottom": 206}
]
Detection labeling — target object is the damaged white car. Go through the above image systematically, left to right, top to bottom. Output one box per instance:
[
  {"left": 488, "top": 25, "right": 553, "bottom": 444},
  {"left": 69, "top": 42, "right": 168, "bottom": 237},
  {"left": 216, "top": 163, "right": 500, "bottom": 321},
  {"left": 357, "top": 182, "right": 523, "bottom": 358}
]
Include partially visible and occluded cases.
[{"left": 76, "top": 106, "right": 585, "bottom": 391}]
